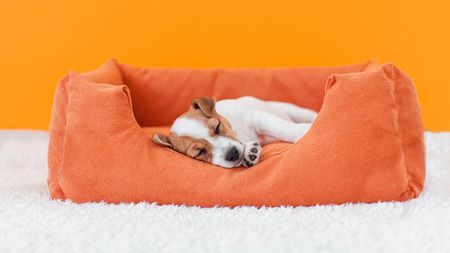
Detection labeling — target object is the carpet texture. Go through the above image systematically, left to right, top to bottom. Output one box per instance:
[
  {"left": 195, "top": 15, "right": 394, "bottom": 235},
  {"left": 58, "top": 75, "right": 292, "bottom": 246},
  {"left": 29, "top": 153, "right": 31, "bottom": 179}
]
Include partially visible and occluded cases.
[{"left": 0, "top": 130, "right": 449, "bottom": 253}]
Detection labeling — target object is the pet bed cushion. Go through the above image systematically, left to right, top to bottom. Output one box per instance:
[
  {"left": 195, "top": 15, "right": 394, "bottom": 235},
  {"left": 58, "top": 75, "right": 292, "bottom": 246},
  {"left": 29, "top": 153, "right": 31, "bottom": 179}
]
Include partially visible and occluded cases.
[{"left": 48, "top": 59, "right": 425, "bottom": 207}]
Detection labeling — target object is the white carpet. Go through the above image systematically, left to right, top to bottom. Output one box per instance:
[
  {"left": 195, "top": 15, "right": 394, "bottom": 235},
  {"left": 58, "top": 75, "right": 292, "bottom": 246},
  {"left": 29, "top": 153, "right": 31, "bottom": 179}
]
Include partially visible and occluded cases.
[{"left": 0, "top": 130, "right": 449, "bottom": 253}]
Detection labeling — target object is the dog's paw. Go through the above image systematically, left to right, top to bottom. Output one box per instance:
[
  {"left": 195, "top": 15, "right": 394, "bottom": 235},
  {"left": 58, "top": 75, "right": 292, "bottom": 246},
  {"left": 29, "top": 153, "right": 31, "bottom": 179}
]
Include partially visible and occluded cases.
[{"left": 243, "top": 142, "right": 261, "bottom": 168}]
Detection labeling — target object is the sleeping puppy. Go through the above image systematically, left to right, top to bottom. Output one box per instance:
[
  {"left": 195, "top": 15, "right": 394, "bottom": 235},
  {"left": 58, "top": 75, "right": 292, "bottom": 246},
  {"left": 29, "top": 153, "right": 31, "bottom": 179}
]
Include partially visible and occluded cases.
[{"left": 153, "top": 96, "right": 317, "bottom": 168}]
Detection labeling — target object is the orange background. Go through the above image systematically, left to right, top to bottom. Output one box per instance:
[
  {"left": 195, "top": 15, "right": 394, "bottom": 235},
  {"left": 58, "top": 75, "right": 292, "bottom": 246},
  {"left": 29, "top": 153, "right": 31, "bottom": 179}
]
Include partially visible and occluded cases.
[{"left": 1, "top": 0, "right": 449, "bottom": 131}]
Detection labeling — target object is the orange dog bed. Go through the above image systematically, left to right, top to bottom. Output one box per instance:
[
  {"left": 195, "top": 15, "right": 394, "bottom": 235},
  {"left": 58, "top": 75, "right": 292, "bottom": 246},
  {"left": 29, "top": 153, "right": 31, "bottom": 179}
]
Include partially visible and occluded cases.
[{"left": 48, "top": 59, "right": 425, "bottom": 207}]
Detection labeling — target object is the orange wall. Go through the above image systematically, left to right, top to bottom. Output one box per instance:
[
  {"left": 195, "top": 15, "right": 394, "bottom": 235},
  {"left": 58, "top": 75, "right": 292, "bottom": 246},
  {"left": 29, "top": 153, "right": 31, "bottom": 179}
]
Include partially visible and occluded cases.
[{"left": 1, "top": 0, "right": 449, "bottom": 131}]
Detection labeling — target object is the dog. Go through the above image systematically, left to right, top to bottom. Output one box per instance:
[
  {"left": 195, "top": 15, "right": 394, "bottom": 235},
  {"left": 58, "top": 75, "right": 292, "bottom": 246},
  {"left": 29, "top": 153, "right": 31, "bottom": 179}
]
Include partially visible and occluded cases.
[{"left": 152, "top": 96, "right": 317, "bottom": 168}]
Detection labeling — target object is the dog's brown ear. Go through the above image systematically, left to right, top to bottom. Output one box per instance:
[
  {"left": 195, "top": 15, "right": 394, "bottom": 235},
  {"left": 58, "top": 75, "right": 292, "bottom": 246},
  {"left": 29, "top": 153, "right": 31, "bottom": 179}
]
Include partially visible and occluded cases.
[
  {"left": 191, "top": 97, "right": 216, "bottom": 118},
  {"left": 152, "top": 133, "right": 172, "bottom": 148}
]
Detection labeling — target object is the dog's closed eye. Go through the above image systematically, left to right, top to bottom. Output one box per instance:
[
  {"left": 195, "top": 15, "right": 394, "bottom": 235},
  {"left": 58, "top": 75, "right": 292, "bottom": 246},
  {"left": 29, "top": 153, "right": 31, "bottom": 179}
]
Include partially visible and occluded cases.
[
  {"left": 214, "top": 122, "right": 221, "bottom": 135},
  {"left": 194, "top": 148, "right": 207, "bottom": 159}
]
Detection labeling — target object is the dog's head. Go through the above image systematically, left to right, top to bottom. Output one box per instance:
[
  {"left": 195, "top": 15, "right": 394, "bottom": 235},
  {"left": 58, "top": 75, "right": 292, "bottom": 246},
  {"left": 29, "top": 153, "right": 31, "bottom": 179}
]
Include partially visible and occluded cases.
[{"left": 152, "top": 97, "right": 244, "bottom": 168}]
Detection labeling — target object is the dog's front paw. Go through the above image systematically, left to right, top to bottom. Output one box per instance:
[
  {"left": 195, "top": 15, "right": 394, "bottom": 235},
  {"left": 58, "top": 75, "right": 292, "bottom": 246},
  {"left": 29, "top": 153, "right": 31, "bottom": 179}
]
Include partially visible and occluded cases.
[{"left": 243, "top": 142, "right": 261, "bottom": 168}]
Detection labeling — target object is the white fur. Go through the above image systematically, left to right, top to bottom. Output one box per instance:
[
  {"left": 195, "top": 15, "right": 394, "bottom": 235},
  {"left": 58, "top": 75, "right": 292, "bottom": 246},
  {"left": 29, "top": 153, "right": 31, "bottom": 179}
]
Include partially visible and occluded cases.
[{"left": 215, "top": 96, "right": 317, "bottom": 145}]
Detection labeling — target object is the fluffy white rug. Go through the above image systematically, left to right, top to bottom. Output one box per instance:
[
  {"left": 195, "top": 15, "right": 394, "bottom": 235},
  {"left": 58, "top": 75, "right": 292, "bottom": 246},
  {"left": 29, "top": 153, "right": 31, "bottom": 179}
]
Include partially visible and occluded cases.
[{"left": 0, "top": 130, "right": 449, "bottom": 253}]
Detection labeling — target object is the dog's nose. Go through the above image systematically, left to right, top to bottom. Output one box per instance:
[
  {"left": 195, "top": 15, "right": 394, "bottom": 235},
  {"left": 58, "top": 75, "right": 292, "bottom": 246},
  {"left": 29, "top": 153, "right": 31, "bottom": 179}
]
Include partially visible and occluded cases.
[{"left": 225, "top": 146, "right": 240, "bottom": 162}]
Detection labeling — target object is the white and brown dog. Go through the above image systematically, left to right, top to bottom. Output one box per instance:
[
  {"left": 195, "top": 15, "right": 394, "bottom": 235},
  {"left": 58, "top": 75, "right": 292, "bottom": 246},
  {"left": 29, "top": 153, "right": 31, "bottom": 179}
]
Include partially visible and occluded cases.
[{"left": 153, "top": 96, "right": 317, "bottom": 168}]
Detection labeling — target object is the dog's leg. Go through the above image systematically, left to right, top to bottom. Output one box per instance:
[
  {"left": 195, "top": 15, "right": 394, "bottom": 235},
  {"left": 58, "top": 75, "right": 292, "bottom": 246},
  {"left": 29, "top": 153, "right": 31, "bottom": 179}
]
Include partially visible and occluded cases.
[
  {"left": 236, "top": 96, "right": 317, "bottom": 123},
  {"left": 267, "top": 101, "right": 318, "bottom": 123},
  {"left": 251, "top": 111, "right": 312, "bottom": 144},
  {"left": 242, "top": 142, "right": 261, "bottom": 167}
]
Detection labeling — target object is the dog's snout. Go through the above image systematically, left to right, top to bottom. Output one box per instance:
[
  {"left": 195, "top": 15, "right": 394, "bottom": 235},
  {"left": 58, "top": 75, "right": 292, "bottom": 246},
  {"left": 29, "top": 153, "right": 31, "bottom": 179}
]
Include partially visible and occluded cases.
[{"left": 225, "top": 146, "right": 240, "bottom": 162}]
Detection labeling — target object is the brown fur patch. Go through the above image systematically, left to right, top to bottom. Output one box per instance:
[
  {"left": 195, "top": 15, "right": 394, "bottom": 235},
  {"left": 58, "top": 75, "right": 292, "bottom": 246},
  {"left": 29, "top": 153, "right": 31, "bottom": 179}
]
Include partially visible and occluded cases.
[
  {"left": 182, "top": 104, "right": 237, "bottom": 140},
  {"left": 168, "top": 133, "right": 213, "bottom": 163}
]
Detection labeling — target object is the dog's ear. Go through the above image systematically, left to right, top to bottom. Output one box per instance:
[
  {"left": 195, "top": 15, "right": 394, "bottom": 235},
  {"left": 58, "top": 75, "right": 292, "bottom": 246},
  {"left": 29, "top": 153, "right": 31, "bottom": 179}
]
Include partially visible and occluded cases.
[
  {"left": 191, "top": 97, "right": 216, "bottom": 118},
  {"left": 152, "top": 133, "right": 172, "bottom": 148}
]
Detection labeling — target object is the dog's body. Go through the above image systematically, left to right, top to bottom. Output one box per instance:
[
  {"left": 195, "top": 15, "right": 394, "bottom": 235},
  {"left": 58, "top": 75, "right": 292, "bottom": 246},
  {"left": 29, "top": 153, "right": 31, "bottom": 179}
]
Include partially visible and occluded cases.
[
  {"left": 153, "top": 96, "right": 317, "bottom": 168},
  {"left": 215, "top": 96, "right": 317, "bottom": 144}
]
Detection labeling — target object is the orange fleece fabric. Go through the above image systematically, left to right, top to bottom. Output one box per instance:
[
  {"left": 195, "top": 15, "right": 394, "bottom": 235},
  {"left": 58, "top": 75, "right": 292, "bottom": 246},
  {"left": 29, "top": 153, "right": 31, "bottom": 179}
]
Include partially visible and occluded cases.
[{"left": 48, "top": 59, "right": 425, "bottom": 207}]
